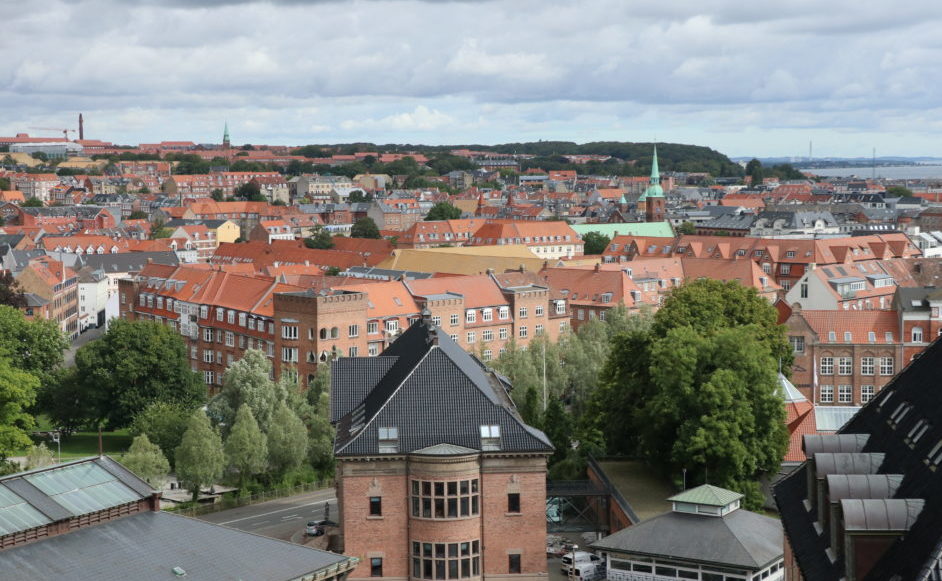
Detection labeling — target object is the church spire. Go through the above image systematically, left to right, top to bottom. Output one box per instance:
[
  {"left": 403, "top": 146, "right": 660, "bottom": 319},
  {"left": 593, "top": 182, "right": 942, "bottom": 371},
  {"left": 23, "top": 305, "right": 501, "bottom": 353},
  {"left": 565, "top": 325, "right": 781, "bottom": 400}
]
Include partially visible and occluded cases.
[
  {"left": 223, "top": 122, "right": 230, "bottom": 148},
  {"left": 650, "top": 144, "right": 660, "bottom": 186}
]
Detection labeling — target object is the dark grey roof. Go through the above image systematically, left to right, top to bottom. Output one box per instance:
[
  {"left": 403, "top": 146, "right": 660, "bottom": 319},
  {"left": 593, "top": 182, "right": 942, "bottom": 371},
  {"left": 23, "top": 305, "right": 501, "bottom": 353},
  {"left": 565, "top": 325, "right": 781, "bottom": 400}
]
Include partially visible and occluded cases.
[
  {"left": 22, "top": 205, "right": 109, "bottom": 218},
  {"left": 699, "top": 214, "right": 757, "bottom": 230},
  {"left": 165, "top": 218, "right": 228, "bottom": 229},
  {"left": 80, "top": 251, "right": 179, "bottom": 273},
  {"left": 343, "top": 266, "right": 434, "bottom": 280},
  {"left": 895, "top": 286, "right": 942, "bottom": 312},
  {"left": 333, "top": 320, "right": 553, "bottom": 456},
  {"left": 330, "top": 356, "right": 398, "bottom": 423},
  {"left": 94, "top": 456, "right": 159, "bottom": 498},
  {"left": 0, "top": 478, "right": 72, "bottom": 521},
  {"left": 591, "top": 508, "right": 783, "bottom": 570},
  {"left": 0, "top": 511, "right": 350, "bottom": 581}
]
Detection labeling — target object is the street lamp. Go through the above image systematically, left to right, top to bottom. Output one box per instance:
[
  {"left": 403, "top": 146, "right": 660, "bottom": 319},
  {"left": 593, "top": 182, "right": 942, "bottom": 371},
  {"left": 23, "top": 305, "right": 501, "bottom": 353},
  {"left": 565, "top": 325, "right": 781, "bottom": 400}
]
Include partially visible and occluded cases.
[
  {"left": 51, "top": 431, "right": 61, "bottom": 465},
  {"left": 568, "top": 544, "right": 578, "bottom": 581}
]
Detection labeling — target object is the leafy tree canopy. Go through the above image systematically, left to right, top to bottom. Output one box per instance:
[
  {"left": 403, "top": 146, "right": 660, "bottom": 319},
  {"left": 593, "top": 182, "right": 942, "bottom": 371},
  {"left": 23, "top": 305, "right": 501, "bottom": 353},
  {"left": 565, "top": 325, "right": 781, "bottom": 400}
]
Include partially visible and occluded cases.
[
  {"left": 886, "top": 185, "right": 916, "bottom": 198},
  {"left": 22, "top": 198, "right": 44, "bottom": 207},
  {"left": 425, "top": 202, "right": 462, "bottom": 221},
  {"left": 350, "top": 217, "right": 381, "bottom": 239},
  {"left": 304, "top": 228, "right": 334, "bottom": 250},
  {"left": 581, "top": 231, "right": 611, "bottom": 255},
  {"left": 208, "top": 349, "right": 287, "bottom": 434},
  {"left": 129, "top": 400, "right": 195, "bottom": 468},
  {"left": 224, "top": 404, "right": 268, "bottom": 485},
  {"left": 175, "top": 411, "right": 225, "bottom": 502},
  {"left": 121, "top": 434, "right": 170, "bottom": 487}
]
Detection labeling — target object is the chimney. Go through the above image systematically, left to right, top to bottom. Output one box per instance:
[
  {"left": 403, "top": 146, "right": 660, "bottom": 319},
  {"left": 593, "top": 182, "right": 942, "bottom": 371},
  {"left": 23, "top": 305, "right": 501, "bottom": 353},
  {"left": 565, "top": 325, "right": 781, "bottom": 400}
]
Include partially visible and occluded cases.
[
  {"left": 78, "top": 113, "right": 84, "bottom": 141},
  {"left": 594, "top": 262, "right": 600, "bottom": 272}
]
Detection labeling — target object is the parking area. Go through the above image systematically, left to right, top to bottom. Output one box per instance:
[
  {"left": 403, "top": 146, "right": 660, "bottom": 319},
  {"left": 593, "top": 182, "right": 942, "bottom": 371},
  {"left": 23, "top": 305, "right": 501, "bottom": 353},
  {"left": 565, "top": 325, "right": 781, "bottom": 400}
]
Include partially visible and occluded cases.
[{"left": 547, "top": 531, "right": 603, "bottom": 581}]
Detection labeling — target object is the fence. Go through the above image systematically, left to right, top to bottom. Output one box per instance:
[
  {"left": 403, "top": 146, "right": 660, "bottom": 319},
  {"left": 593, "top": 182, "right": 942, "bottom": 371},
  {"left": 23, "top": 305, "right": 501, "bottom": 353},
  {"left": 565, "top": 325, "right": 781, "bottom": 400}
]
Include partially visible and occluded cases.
[{"left": 166, "top": 480, "right": 333, "bottom": 518}]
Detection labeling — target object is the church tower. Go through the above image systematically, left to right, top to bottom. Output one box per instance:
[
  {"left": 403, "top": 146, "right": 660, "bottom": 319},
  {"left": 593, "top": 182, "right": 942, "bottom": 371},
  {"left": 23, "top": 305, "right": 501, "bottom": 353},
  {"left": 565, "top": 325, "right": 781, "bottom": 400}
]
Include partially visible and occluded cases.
[
  {"left": 222, "top": 122, "right": 231, "bottom": 149},
  {"left": 640, "top": 145, "right": 666, "bottom": 222}
]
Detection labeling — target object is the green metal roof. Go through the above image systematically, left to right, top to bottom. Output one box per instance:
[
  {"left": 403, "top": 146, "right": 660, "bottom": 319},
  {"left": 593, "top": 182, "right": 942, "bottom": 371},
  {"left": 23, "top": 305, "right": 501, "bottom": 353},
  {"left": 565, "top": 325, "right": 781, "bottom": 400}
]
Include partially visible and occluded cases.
[
  {"left": 640, "top": 145, "right": 664, "bottom": 199},
  {"left": 572, "top": 222, "right": 674, "bottom": 238},
  {"left": 668, "top": 484, "right": 743, "bottom": 507}
]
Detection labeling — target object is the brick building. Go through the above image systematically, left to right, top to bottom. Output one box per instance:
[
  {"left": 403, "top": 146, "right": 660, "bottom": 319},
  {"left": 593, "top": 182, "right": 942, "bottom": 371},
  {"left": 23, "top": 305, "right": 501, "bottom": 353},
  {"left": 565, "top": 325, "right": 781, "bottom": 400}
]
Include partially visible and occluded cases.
[
  {"left": 15, "top": 255, "right": 79, "bottom": 339},
  {"left": 119, "top": 263, "right": 566, "bottom": 392},
  {"left": 331, "top": 319, "right": 552, "bottom": 581}
]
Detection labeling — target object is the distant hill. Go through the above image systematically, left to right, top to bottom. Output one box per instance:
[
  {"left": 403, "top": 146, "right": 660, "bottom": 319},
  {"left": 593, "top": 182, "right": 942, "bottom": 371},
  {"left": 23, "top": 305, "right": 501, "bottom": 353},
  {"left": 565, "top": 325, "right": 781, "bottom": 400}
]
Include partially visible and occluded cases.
[{"left": 317, "top": 141, "right": 744, "bottom": 177}]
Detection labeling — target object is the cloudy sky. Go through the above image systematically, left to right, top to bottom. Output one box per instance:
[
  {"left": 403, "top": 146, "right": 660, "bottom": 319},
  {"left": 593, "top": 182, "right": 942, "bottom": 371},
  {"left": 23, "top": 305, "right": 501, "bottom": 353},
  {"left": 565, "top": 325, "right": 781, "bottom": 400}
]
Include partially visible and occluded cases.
[{"left": 2, "top": 0, "right": 941, "bottom": 157}]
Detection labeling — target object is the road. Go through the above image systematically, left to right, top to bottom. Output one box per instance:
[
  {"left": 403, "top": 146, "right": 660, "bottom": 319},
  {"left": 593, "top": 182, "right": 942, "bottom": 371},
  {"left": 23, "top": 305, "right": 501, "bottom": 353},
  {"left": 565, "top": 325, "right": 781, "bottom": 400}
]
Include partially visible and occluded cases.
[
  {"left": 64, "top": 325, "right": 105, "bottom": 367},
  {"left": 197, "top": 487, "right": 337, "bottom": 543}
]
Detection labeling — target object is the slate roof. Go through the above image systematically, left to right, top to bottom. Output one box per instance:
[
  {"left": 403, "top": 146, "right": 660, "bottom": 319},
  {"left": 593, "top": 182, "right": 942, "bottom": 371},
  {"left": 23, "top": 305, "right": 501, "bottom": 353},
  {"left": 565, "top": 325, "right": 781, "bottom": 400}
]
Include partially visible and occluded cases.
[
  {"left": 332, "top": 319, "right": 553, "bottom": 456},
  {"left": 774, "top": 335, "right": 942, "bottom": 580},
  {"left": 591, "top": 508, "right": 782, "bottom": 570},
  {"left": 0, "top": 511, "right": 350, "bottom": 581}
]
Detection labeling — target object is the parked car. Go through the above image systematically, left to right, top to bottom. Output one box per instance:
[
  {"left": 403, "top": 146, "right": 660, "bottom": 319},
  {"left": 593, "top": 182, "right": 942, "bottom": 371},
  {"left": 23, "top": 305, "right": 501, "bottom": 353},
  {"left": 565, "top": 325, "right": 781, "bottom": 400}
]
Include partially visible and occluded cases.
[
  {"left": 306, "top": 521, "right": 324, "bottom": 537},
  {"left": 564, "top": 562, "right": 604, "bottom": 581}
]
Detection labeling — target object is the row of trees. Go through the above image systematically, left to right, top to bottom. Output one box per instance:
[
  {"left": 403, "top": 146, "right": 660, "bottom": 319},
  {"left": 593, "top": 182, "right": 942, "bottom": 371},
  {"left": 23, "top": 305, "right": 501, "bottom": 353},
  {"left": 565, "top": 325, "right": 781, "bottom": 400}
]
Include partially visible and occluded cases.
[{"left": 497, "top": 280, "right": 790, "bottom": 508}]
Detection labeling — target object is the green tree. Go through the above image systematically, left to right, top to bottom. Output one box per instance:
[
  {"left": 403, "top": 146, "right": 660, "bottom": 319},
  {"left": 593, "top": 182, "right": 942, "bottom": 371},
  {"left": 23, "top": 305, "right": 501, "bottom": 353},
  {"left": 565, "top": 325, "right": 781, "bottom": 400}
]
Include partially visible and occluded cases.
[
  {"left": 745, "top": 158, "right": 764, "bottom": 186},
  {"left": 0, "top": 176, "right": 10, "bottom": 189},
  {"left": 235, "top": 181, "right": 262, "bottom": 200},
  {"left": 886, "top": 185, "right": 915, "bottom": 198},
  {"left": 211, "top": 188, "right": 224, "bottom": 201},
  {"left": 348, "top": 190, "right": 372, "bottom": 203},
  {"left": 22, "top": 198, "right": 43, "bottom": 207},
  {"left": 425, "top": 202, "right": 462, "bottom": 221},
  {"left": 127, "top": 210, "right": 148, "bottom": 220},
  {"left": 350, "top": 217, "right": 381, "bottom": 239},
  {"left": 150, "top": 218, "right": 172, "bottom": 239},
  {"left": 677, "top": 221, "right": 697, "bottom": 235},
  {"left": 304, "top": 228, "right": 334, "bottom": 249},
  {"left": 581, "top": 231, "right": 611, "bottom": 255},
  {"left": 0, "top": 272, "right": 27, "bottom": 308},
  {"left": 593, "top": 279, "right": 789, "bottom": 508},
  {"left": 0, "top": 306, "right": 67, "bottom": 384},
  {"left": 66, "top": 319, "right": 204, "bottom": 428},
  {"left": 208, "top": 349, "right": 286, "bottom": 434},
  {"left": 0, "top": 358, "right": 40, "bottom": 460},
  {"left": 306, "top": 390, "right": 335, "bottom": 473},
  {"left": 129, "top": 401, "right": 195, "bottom": 468},
  {"left": 267, "top": 402, "right": 308, "bottom": 475},
  {"left": 224, "top": 404, "right": 269, "bottom": 486},
  {"left": 175, "top": 411, "right": 225, "bottom": 502},
  {"left": 121, "top": 434, "right": 170, "bottom": 487},
  {"left": 25, "top": 442, "right": 55, "bottom": 470}
]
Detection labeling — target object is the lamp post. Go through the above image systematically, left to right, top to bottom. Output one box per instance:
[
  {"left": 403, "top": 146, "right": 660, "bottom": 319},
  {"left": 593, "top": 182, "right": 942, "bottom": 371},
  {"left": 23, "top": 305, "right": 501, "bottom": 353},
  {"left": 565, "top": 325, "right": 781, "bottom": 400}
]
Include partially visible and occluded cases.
[
  {"left": 51, "top": 431, "right": 61, "bottom": 465},
  {"left": 568, "top": 544, "right": 578, "bottom": 581}
]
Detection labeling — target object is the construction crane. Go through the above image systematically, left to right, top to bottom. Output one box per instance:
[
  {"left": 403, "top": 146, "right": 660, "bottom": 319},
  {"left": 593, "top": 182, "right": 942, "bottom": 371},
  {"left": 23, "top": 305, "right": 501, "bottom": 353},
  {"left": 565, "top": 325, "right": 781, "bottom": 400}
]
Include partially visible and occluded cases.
[{"left": 28, "top": 127, "right": 76, "bottom": 140}]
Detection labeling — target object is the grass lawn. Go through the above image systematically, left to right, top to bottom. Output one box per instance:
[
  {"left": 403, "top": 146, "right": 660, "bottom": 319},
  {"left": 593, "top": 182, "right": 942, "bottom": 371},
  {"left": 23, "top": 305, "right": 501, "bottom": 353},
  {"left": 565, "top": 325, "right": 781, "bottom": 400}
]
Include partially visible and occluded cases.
[{"left": 21, "top": 429, "right": 133, "bottom": 462}]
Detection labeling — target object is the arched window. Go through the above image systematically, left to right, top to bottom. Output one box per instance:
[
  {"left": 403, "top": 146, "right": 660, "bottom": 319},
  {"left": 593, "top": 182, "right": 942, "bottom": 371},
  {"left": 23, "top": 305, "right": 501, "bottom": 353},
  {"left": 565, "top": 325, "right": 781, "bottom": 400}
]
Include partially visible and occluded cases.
[{"left": 319, "top": 328, "right": 328, "bottom": 340}]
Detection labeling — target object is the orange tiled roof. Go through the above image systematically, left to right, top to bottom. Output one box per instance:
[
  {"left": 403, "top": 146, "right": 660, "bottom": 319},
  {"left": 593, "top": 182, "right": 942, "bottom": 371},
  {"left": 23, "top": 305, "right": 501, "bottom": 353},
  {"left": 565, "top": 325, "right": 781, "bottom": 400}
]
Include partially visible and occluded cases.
[
  {"left": 407, "top": 275, "right": 509, "bottom": 309},
  {"left": 798, "top": 309, "right": 899, "bottom": 343}
]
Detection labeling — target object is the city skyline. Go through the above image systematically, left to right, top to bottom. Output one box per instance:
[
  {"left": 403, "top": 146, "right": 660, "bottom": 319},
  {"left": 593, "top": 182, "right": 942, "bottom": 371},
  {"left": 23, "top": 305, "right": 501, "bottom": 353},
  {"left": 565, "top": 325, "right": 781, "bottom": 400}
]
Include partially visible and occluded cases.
[{"left": 3, "top": 0, "right": 942, "bottom": 158}]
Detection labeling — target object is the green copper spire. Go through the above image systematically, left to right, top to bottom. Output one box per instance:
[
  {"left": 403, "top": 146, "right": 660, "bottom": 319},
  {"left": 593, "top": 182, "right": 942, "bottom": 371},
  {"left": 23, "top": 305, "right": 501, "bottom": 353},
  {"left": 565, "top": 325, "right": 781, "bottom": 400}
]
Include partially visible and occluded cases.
[
  {"left": 223, "top": 121, "right": 230, "bottom": 147},
  {"left": 641, "top": 144, "right": 664, "bottom": 199}
]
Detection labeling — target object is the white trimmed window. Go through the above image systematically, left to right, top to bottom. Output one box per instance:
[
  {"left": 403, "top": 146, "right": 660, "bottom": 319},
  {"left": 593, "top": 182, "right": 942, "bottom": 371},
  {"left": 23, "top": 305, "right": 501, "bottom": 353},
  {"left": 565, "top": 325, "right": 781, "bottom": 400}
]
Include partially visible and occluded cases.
[
  {"left": 535, "top": 305, "right": 544, "bottom": 317},
  {"left": 498, "top": 306, "right": 509, "bottom": 320},
  {"left": 482, "top": 308, "right": 493, "bottom": 322},
  {"left": 466, "top": 310, "right": 476, "bottom": 324},
  {"left": 450, "top": 313, "right": 459, "bottom": 327},
  {"left": 282, "top": 325, "right": 298, "bottom": 340},
  {"left": 519, "top": 326, "right": 528, "bottom": 338},
  {"left": 499, "top": 327, "right": 508, "bottom": 340},
  {"left": 482, "top": 330, "right": 493, "bottom": 342},
  {"left": 467, "top": 331, "right": 476, "bottom": 344},
  {"left": 282, "top": 347, "right": 298, "bottom": 363},
  {"left": 820, "top": 357, "right": 834, "bottom": 375},
  {"left": 838, "top": 357, "right": 852, "bottom": 375},
  {"left": 861, "top": 357, "right": 875, "bottom": 375},
  {"left": 880, "top": 357, "right": 895, "bottom": 376},
  {"left": 820, "top": 385, "right": 834, "bottom": 403},
  {"left": 838, "top": 385, "right": 853, "bottom": 403},
  {"left": 861, "top": 385, "right": 875, "bottom": 402}
]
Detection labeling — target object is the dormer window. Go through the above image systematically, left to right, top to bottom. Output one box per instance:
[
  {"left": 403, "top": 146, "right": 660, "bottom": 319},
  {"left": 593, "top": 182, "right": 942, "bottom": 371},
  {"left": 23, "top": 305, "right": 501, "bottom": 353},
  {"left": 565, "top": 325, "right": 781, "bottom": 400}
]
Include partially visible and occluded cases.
[
  {"left": 480, "top": 425, "right": 501, "bottom": 451},
  {"left": 378, "top": 427, "right": 399, "bottom": 453}
]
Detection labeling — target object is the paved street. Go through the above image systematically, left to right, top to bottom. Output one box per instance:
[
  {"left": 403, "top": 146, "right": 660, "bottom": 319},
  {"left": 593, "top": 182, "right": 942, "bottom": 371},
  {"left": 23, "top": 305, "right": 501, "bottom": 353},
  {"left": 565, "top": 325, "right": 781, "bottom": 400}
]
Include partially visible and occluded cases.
[
  {"left": 64, "top": 325, "right": 105, "bottom": 367},
  {"left": 197, "top": 487, "right": 337, "bottom": 543}
]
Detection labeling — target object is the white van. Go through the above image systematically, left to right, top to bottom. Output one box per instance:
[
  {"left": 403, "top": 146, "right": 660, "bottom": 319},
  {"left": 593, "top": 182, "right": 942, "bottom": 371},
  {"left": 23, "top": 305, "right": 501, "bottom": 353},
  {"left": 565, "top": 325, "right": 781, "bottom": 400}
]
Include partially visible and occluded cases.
[
  {"left": 560, "top": 551, "right": 600, "bottom": 573},
  {"left": 564, "top": 562, "right": 604, "bottom": 581}
]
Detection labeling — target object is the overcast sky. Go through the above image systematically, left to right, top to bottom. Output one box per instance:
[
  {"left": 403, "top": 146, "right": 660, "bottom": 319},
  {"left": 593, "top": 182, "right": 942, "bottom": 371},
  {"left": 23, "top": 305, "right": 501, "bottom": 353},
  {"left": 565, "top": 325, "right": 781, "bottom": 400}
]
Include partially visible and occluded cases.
[{"left": 2, "top": 0, "right": 941, "bottom": 158}]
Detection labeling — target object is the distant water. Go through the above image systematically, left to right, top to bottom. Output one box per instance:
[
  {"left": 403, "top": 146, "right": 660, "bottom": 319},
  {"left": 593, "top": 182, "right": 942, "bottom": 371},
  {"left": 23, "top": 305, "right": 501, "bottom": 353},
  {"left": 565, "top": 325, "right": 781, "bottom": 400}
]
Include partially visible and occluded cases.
[{"left": 806, "top": 165, "right": 942, "bottom": 180}]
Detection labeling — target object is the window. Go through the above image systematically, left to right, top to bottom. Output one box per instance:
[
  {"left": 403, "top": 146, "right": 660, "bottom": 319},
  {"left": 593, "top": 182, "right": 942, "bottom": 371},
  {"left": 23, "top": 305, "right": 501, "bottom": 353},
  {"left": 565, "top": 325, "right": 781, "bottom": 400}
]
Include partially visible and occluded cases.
[
  {"left": 781, "top": 264, "right": 791, "bottom": 275},
  {"left": 800, "top": 283, "right": 809, "bottom": 299},
  {"left": 156, "top": 297, "right": 164, "bottom": 310},
  {"left": 555, "top": 300, "right": 565, "bottom": 315},
  {"left": 199, "top": 305, "right": 208, "bottom": 319},
  {"left": 535, "top": 305, "right": 544, "bottom": 317},
  {"left": 499, "top": 306, "right": 509, "bottom": 320},
  {"left": 216, "top": 307, "right": 223, "bottom": 321},
  {"left": 518, "top": 307, "right": 528, "bottom": 318},
  {"left": 482, "top": 308, "right": 493, "bottom": 322},
  {"left": 577, "top": 309, "right": 585, "bottom": 321},
  {"left": 227, "top": 310, "right": 235, "bottom": 324},
  {"left": 466, "top": 310, "right": 476, "bottom": 324},
  {"left": 239, "top": 312, "right": 246, "bottom": 326},
  {"left": 450, "top": 313, "right": 459, "bottom": 327},
  {"left": 432, "top": 315, "right": 441, "bottom": 326},
  {"left": 248, "top": 318, "right": 256, "bottom": 330},
  {"left": 386, "top": 320, "right": 399, "bottom": 333},
  {"left": 368, "top": 321, "right": 379, "bottom": 335},
  {"left": 349, "top": 324, "right": 359, "bottom": 338},
  {"left": 535, "top": 324, "right": 544, "bottom": 336},
  {"left": 282, "top": 325, "right": 298, "bottom": 340},
  {"left": 519, "top": 326, "right": 527, "bottom": 338},
  {"left": 499, "top": 327, "right": 508, "bottom": 340},
  {"left": 913, "top": 327, "right": 924, "bottom": 342},
  {"left": 203, "top": 328, "right": 213, "bottom": 342},
  {"left": 482, "top": 330, "right": 493, "bottom": 342},
  {"left": 225, "top": 331, "right": 234, "bottom": 347},
  {"left": 466, "top": 331, "right": 475, "bottom": 344},
  {"left": 828, "top": 331, "right": 837, "bottom": 342},
  {"left": 868, "top": 331, "right": 876, "bottom": 343},
  {"left": 885, "top": 331, "right": 894, "bottom": 343},
  {"left": 844, "top": 332, "right": 852, "bottom": 343},
  {"left": 790, "top": 336, "right": 805, "bottom": 353},
  {"left": 369, "top": 343, "right": 380, "bottom": 357},
  {"left": 190, "top": 346, "right": 197, "bottom": 359},
  {"left": 349, "top": 346, "right": 358, "bottom": 357},
  {"left": 282, "top": 347, "right": 298, "bottom": 363},
  {"left": 483, "top": 349, "right": 492, "bottom": 361},
  {"left": 861, "top": 356, "right": 875, "bottom": 375},
  {"left": 881, "top": 356, "right": 895, "bottom": 376},
  {"left": 820, "top": 357, "right": 834, "bottom": 375},
  {"left": 838, "top": 357, "right": 852, "bottom": 375},
  {"left": 203, "top": 370, "right": 215, "bottom": 385},
  {"left": 820, "top": 385, "right": 834, "bottom": 403},
  {"left": 838, "top": 385, "right": 853, "bottom": 403},
  {"left": 861, "top": 385, "right": 875, "bottom": 402},
  {"left": 889, "top": 402, "right": 912, "bottom": 428},
  {"left": 905, "top": 420, "right": 930, "bottom": 447},
  {"left": 480, "top": 425, "right": 500, "bottom": 450},
  {"left": 378, "top": 427, "right": 398, "bottom": 454},
  {"left": 411, "top": 479, "right": 479, "bottom": 519},
  {"left": 507, "top": 493, "right": 520, "bottom": 514},
  {"left": 370, "top": 496, "right": 382, "bottom": 516},
  {"left": 411, "top": 539, "right": 480, "bottom": 579},
  {"left": 508, "top": 554, "right": 521, "bottom": 574},
  {"left": 370, "top": 558, "right": 383, "bottom": 577}
]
